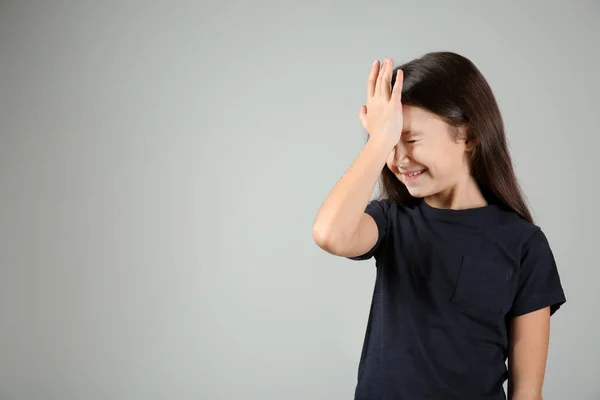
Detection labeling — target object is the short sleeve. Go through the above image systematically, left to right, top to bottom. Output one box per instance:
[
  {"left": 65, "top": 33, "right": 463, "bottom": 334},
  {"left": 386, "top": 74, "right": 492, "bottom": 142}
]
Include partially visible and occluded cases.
[
  {"left": 347, "top": 199, "right": 390, "bottom": 261},
  {"left": 509, "top": 229, "right": 566, "bottom": 318}
]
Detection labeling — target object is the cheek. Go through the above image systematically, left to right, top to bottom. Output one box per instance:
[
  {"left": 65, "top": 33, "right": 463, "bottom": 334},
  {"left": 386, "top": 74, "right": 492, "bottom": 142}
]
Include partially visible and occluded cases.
[
  {"left": 411, "top": 145, "right": 435, "bottom": 169},
  {"left": 413, "top": 146, "right": 448, "bottom": 178},
  {"left": 386, "top": 153, "right": 395, "bottom": 170},
  {"left": 427, "top": 155, "right": 463, "bottom": 182}
]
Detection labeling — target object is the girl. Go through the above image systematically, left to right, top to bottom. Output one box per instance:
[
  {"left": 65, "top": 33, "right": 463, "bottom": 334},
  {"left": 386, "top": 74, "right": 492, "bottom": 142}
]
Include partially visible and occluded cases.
[{"left": 312, "top": 52, "right": 566, "bottom": 400}]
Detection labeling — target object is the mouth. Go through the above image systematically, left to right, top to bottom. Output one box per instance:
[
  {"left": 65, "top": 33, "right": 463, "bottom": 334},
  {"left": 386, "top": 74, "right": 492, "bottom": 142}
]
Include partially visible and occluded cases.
[{"left": 401, "top": 169, "right": 427, "bottom": 182}]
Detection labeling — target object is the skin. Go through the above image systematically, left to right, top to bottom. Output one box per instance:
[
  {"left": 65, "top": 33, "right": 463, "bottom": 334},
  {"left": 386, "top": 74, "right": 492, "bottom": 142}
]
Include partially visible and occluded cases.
[
  {"left": 365, "top": 58, "right": 551, "bottom": 399},
  {"left": 384, "top": 105, "right": 486, "bottom": 211},
  {"left": 508, "top": 307, "right": 550, "bottom": 400}
]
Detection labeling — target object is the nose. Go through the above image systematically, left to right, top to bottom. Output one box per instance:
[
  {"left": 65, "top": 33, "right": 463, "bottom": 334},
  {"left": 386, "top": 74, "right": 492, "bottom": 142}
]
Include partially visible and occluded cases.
[{"left": 392, "top": 142, "right": 410, "bottom": 167}]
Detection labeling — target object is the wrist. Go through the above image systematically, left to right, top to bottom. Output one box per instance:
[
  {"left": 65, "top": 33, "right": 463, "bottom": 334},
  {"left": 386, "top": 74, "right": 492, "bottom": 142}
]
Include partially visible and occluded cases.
[{"left": 366, "top": 136, "right": 396, "bottom": 152}]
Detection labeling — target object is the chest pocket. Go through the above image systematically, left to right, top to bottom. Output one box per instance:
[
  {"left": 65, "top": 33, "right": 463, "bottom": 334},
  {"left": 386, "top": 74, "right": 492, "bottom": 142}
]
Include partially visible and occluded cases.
[{"left": 451, "top": 254, "right": 515, "bottom": 315}]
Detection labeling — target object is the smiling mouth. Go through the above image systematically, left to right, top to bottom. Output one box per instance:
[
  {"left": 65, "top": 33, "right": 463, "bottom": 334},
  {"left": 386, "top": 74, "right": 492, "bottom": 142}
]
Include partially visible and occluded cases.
[{"left": 401, "top": 169, "right": 427, "bottom": 181}]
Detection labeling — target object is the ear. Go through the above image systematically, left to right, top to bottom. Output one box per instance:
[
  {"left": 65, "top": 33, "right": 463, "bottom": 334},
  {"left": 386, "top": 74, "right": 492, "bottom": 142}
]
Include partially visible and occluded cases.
[
  {"left": 456, "top": 125, "right": 476, "bottom": 152},
  {"left": 465, "top": 136, "right": 477, "bottom": 152}
]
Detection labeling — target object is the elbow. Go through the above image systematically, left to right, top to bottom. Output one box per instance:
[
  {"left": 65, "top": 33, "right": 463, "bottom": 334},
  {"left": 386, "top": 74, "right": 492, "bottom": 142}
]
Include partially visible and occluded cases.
[
  {"left": 312, "top": 223, "right": 343, "bottom": 253},
  {"left": 312, "top": 223, "right": 331, "bottom": 249}
]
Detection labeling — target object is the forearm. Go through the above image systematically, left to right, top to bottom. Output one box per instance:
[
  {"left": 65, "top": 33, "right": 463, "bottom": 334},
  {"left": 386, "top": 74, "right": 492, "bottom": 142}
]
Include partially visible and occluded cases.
[{"left": 312, "top": 137, "right": 392, "bottom": 246}]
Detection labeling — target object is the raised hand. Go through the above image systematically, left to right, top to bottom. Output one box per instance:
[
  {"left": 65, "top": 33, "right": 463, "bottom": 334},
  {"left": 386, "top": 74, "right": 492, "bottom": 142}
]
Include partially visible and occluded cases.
[{"left": 359, "top": 58, "right": 404, "bottom": 148}]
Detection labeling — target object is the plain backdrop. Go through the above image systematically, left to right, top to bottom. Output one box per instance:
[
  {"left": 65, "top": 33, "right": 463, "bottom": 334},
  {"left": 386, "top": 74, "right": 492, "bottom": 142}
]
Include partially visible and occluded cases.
[{"left": 1, "top": 1, "right": 598, "bottom": 399}]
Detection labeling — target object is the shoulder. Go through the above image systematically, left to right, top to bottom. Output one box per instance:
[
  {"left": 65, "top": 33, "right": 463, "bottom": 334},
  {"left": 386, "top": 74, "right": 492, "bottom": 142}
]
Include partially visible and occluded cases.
[
  {"left": 362, "top": 198, "right": 417, "bottom": 237},
  {"left": 365, "top": 198, "right": 410, "bottom": 215},
  {"left": 366, "top": 198, "right": 417, "bottom": 221},
  {"left": 489, "top": 206, "right": 550, "bottom": 263},
  {"left": 496, "top": 207, "right": 539, "bottom": 238},
  {"left": 502, "top": 214, "right": 566, "bottom": 317}
]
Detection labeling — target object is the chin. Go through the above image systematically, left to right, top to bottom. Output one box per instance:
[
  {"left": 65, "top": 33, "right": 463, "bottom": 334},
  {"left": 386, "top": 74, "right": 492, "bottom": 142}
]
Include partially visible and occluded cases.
[
  {"left": 405, "top": 185, "right": 437, "bottom": 199},
  {"left": 405, "top": 188, "right": 426, "bottom": 198}
]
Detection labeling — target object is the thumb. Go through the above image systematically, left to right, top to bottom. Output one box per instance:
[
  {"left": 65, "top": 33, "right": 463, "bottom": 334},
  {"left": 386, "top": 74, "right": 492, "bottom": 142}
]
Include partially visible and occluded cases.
[{"left": 359, "top": 105, "right": 368, "bottom": 130}]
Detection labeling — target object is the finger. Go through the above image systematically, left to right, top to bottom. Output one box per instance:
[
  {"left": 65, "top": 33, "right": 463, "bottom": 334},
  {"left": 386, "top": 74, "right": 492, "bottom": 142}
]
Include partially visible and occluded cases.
[
  {"left": 376, "top": 58, "right": 386, "bottom": 97},
  {"left": 379, "top": 59, "right": 392, "bottom": 99},
  {"left": 367, "top": 60, "right": 379, "bottom": 98},
  {"left": 391, "top": 69, "right": 404, "bottom": 102}
]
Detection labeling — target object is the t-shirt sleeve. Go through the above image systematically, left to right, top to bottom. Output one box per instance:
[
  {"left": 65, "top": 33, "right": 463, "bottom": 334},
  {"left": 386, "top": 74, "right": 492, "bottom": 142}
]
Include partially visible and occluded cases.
[
  {"left": 346, "top": 199, "right": 390, "bottom": 261},
  {"left": 509, "top": 229, "right": 567, "bottom": 318}
]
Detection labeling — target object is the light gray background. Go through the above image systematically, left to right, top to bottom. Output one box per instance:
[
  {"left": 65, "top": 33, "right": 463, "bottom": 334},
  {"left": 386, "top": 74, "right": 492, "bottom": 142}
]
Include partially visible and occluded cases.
[{"left": 1, "top": 1, "right": 598, "bottom": 399}]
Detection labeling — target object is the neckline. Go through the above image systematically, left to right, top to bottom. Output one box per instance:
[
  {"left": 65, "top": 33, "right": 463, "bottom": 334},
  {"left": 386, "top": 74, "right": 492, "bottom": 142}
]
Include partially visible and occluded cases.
[{"left": 417, "top": 197, "right": 500, "bottom": 222}]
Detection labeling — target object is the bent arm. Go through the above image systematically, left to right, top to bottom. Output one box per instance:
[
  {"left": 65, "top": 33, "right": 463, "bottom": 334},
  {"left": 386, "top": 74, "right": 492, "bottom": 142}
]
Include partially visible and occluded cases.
[{"left": 312, "top": 138, "right": 392, "bottom": 257}]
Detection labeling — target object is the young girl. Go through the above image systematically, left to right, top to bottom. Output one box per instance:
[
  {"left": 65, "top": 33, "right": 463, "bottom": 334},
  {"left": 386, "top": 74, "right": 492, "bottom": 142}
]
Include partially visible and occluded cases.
[{"left": 312, "top": 52, "right": 566, "bottom": 400}]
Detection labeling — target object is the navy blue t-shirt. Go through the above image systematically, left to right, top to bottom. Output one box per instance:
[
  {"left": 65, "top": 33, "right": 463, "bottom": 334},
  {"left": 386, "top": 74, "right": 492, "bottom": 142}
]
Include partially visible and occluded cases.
[{"left": 347, "top": 198, "right": 566, "bottom": 400}]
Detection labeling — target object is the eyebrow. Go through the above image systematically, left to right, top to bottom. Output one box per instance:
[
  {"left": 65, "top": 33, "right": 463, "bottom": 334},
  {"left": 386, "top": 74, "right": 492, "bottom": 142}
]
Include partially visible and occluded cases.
[{"left": 403, "top": 130, "right": 422, "bottom": 136}]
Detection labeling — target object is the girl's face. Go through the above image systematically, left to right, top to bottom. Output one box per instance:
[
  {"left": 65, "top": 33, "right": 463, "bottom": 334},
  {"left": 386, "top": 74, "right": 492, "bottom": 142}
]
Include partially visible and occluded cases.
[{"left": 386, "top": 106, "right": 473, "bottom": 199}]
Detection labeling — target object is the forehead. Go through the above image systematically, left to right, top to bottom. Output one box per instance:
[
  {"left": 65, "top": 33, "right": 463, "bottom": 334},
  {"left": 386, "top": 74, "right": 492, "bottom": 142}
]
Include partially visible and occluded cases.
[{"left": 402, "top": 106, "right": 446, "bottom": 134}]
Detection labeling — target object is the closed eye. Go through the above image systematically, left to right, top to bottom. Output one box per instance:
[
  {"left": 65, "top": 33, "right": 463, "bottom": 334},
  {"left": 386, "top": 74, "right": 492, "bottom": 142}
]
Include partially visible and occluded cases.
[{"left": 406, "top": 140, "right": 418, "bottom": 143}]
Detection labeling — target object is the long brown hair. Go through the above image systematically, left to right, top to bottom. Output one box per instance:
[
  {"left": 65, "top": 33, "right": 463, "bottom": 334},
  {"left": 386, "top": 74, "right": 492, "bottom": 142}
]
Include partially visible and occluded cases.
[{"left": 378, "top": 51, "right": 533, "bottom": 223}]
